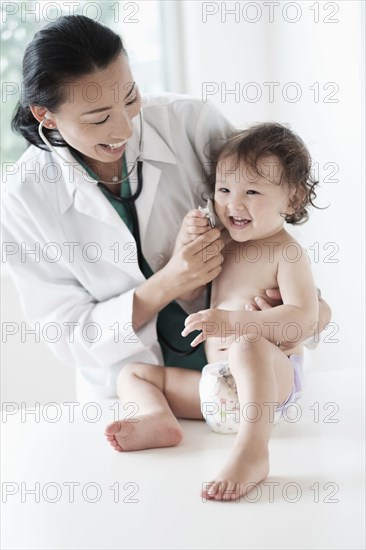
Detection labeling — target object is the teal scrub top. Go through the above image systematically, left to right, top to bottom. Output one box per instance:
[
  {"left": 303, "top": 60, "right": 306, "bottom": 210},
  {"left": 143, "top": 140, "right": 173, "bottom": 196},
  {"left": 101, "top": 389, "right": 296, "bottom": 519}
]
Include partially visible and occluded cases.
[{"left": 71, "top": 150, "right": 207, "bottom": 371}]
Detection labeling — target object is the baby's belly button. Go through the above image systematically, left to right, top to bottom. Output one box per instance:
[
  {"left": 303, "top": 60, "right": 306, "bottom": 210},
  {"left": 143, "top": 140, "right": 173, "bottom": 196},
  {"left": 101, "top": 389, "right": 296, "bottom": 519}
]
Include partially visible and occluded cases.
[
  {"left": 205, "top": 338, "right": 232, "bottom": 358},
  {"left": 206, "top": 341, "right": 228, "bottom": 352},
  {"left": 205, "top": 343, "right": 230, "bottom": 364}
]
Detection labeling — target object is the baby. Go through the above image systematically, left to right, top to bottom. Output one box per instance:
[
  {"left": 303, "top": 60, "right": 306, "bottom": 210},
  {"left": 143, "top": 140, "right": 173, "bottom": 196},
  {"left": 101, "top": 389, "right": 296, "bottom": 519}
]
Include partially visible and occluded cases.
[{"left": 106, "top": 122, "right": 321, "bottom": 502}]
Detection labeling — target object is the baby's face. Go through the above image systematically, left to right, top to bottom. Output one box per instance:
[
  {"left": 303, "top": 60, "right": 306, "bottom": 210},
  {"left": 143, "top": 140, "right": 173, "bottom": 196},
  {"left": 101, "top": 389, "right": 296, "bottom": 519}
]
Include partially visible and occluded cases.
[{"left": 214, "top": 154, "right": 293, "bottom": 242}]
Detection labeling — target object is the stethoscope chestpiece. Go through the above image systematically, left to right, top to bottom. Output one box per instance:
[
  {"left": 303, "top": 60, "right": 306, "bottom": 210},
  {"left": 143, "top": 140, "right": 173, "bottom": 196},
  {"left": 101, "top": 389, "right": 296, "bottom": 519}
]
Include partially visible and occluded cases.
[{"left": 198, "top": 198, "right": 216, "bottom": 228}]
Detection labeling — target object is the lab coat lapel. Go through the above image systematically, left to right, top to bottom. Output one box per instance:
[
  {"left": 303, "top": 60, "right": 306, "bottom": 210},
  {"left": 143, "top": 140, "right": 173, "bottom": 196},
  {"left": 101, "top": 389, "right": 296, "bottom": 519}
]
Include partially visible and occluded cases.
[
  {"left": 128, "top": 116, "right": 177, "bottom": 243},
  {"left": 55, "top": 146, "right": 133, "bottom": 235},
  {"left": 134, "top": 160, "right": 161, "bottom": 242},
  {"left": 73, "top": 182, "right": 132, "bottom": 234}
]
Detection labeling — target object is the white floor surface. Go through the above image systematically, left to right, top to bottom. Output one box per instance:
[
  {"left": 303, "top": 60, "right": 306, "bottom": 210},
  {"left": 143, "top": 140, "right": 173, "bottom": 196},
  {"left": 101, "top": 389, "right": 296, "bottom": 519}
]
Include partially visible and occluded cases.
[{"left": 1, "top": 367, "right": 365, "bottom": 550}]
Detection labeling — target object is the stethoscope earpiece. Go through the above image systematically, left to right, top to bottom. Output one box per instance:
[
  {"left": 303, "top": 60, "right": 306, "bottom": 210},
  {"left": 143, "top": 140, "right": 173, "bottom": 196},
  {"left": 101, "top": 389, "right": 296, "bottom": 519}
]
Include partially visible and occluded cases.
[{"left": 41, "top": 113, "right": 55, "bottom": 129}]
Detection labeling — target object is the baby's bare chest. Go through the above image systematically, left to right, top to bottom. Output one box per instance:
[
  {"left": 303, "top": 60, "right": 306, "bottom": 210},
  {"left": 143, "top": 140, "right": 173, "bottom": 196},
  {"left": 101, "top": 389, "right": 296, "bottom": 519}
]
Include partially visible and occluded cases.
[{"left": 211, "top": 243, "right": 280, "bottom": 310}]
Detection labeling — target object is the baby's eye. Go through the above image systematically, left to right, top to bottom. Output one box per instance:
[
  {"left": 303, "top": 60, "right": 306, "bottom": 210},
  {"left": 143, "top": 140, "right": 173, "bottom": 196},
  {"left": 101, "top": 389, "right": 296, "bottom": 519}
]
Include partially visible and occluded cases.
[
  {"left": 217, "top": 187, "right": 230, "bottom": 193},
  {"left": 246, "top": 190, "right": 259, "bottom": 195}
]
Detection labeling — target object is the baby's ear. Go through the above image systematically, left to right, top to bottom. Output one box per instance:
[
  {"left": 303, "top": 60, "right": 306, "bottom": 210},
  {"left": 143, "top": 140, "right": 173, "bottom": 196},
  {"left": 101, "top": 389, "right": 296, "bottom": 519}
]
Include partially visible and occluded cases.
[{"left": 287, "top": 186, "right": 307, "bottom": 213}]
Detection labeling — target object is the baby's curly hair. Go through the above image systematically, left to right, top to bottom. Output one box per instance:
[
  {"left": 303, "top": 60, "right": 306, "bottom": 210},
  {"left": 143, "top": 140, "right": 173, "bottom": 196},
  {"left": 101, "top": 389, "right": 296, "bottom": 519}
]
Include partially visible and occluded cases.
[{"left": 208, "top": 122, "right": 319, "bottom": 224}]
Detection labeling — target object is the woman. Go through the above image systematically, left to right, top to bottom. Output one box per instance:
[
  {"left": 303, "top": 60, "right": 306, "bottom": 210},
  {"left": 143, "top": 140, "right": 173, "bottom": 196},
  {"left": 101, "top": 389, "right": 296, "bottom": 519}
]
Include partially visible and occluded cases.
[{"left": 2, "top": 15, "right": 331, "bottom": 400}]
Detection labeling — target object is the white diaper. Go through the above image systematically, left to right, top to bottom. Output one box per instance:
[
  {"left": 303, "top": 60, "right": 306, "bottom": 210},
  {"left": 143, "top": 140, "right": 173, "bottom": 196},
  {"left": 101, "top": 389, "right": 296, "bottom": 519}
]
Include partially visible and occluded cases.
[{"left": 199, "top": 358, "right": 304, "bottom": 434}]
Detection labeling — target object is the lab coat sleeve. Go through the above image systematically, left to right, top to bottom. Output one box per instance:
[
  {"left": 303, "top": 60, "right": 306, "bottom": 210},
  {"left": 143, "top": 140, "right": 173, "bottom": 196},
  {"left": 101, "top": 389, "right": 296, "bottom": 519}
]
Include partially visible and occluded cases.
[
  {"left": 186, "top": 99, "right": 235, "bottom": 168},
  {"left": 1, "top": 193, "right": 157, "bottom": 369}
]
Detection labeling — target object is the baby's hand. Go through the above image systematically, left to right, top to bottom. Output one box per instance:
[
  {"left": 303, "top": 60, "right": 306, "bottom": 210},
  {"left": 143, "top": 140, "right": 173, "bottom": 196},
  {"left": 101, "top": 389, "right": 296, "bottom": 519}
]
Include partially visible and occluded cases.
[
  {"left": 174, "top": 209, "right": 211, "bottom": 252},
  {"left": 181, "top": 308, "right": 233, "bottom": 347}
]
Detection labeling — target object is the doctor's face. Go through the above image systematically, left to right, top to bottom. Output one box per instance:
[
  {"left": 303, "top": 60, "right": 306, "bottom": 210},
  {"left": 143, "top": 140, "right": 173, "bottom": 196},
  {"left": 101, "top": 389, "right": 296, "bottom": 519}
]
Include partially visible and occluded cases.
[{"left": 41, "top": 54, "right": 141, "bottom": 165}]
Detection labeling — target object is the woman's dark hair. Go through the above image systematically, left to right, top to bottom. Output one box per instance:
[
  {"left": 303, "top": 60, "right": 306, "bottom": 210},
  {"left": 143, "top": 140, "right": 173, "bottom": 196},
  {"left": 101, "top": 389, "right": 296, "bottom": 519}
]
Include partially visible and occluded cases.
[
  {"left": 11, "top": 15, "right": 126, "bottom": 149},
  {"left": 208, "top": 122, "right": 320, "bottom": 225}
]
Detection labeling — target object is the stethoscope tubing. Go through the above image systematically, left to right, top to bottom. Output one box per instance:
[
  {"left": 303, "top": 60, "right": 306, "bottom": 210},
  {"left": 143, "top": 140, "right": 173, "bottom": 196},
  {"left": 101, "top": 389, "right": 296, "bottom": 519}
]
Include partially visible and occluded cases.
[
  {"left": 38, "top": 113, "right": 202, "bottom": 357},
  {"left": 101, "top": 172, "right": 200, "bottom": 357}
]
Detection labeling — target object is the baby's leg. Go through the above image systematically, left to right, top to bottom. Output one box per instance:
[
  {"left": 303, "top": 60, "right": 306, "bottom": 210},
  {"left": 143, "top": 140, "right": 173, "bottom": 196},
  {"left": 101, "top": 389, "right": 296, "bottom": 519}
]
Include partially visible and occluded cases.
[
  {"left": 203, "top": 335, "right": 294, "bottom": 501},
  {"left": 105, "top": 363, "right": 202, "bottom": 452}
]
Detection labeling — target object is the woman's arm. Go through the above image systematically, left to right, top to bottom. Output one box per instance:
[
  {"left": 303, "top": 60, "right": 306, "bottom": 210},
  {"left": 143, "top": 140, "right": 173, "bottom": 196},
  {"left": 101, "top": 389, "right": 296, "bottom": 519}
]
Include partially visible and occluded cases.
[
  {"left": 1, "top": 193, "right": 223, "bottom": 369},
  {"left": 133, "top": 227, "right": 224, "bottom": 327}
]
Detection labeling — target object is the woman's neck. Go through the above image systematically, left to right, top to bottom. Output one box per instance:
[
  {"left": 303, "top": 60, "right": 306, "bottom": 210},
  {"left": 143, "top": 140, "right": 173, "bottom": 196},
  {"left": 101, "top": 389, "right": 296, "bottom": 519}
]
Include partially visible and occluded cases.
[{"left": 83, "top": 155, "right": 123, "bottom": 187}]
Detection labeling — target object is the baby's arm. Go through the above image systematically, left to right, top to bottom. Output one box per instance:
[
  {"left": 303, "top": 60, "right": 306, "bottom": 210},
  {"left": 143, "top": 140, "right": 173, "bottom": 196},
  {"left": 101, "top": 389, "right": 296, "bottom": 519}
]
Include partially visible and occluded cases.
[
  {"left": 183, "top": 243, "right": 319, "bottom": 347},
  {"left": 246, "top": 287, "right": 332, "bottom": 350}
]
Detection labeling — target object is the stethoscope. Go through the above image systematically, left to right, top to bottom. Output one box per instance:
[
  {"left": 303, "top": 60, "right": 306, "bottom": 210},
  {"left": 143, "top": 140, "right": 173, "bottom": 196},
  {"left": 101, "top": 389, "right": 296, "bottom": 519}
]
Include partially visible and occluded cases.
[
  {"left": 39, "top": 109, "right": 144, "bottom": 186},
  {"left": 38, "top": 110, "right": 203, "bottom": 356}
]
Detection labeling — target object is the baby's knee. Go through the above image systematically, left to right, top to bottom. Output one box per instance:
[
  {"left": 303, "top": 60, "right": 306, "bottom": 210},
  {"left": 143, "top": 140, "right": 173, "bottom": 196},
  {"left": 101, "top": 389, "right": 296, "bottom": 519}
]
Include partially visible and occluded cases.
[{"left": 117, "top": 362, "right": 154, "bottom": 383}]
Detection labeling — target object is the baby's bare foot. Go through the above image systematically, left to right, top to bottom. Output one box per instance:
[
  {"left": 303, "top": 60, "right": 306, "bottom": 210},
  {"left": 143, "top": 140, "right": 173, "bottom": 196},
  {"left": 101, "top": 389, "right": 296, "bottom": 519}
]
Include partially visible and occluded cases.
[
  {"left": 105, "top": 412, "right": 183, "bottom": 452},
  {"left": 202, "top": 445, "right": 270, "bottom": 502}
]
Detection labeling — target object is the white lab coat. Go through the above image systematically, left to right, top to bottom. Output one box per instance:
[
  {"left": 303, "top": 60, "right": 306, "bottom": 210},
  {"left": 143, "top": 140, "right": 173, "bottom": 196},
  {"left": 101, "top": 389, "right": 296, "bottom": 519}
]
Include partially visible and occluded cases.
[{"left": 1, "top": 94, "right": 234, "bottom": 398}]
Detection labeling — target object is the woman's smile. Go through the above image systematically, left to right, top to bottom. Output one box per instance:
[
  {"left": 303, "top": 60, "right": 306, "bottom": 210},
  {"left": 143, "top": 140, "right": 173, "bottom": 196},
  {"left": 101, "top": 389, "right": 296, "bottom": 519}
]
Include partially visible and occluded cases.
[{"left": 98, "top": 141, "right": 127, "bottom": 156}]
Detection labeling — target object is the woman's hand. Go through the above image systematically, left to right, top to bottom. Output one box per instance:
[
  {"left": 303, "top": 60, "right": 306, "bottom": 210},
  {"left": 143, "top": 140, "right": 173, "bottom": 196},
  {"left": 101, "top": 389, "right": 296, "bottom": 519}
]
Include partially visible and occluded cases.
[
  {"left": 173, "top": 209, "right": 211, "bottom": 253},
  {"left": 133, "top": 226, "right": 224, "bottom": 329},
  {"left": 163, "top": 228, "right": 224, "bottom": 301},
  {"left": 244, "top": 288, "right": 283, "bottom": 311},
  {"left": 182, "top": 308, "right": 232, "bottom": 347}
]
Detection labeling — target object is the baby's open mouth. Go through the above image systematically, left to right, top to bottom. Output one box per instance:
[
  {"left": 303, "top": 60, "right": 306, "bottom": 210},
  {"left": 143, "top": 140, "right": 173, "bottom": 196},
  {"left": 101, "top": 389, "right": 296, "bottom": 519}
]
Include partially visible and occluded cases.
[{"left": 230, "top": 216, "right": 251, "bottom": 227}]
